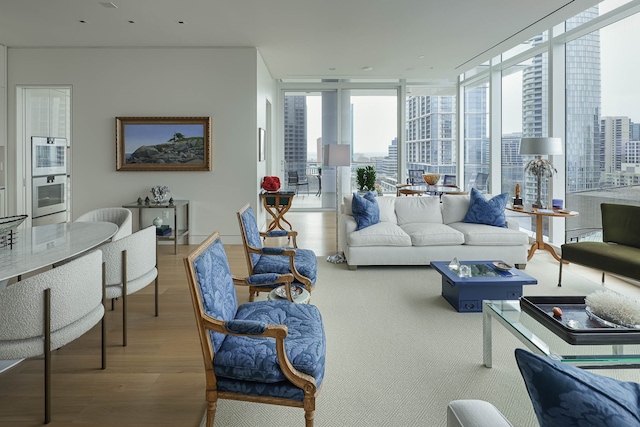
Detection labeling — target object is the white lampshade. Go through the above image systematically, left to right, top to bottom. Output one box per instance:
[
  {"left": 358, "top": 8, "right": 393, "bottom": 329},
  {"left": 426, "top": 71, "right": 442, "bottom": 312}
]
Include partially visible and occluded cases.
[
  {"left": 519, "top": 137, "right": 563, "bottom": 156},
  {"left": 323, "top": 144, "right": 350, "bottom": 167}
]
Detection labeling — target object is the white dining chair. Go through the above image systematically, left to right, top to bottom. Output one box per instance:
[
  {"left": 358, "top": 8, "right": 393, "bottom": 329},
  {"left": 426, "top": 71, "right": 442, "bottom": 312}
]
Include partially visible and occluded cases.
[
  {"left": 76, "top": 207, "right": 133, "bottom": 241},
  {"left": 100, "top": 225, "right": 158, "bottom": 346},
  {"left": 0, "top": 250, "right": 105, "bottom": 424}
]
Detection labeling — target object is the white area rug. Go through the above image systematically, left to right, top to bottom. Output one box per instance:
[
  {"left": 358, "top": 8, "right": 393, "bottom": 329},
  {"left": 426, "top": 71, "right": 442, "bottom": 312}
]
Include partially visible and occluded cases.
[{"left": 202, "top": 255, "right": 640, "bottom": 427}]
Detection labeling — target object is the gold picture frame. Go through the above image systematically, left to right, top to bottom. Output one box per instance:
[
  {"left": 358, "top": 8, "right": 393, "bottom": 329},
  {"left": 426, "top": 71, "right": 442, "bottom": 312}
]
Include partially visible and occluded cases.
[{"left": 116, "top": 116, "right": 212, "bottom": 171}]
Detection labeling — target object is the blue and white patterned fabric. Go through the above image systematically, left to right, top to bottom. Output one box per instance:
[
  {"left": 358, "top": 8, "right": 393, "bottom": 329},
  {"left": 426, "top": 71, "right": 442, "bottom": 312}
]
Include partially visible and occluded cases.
[
  {"left": 463, "top": 188, "right": 508, "bottom": 228},
  {"left": 352, "top": 192, "right": 380, "bottom": 230},
  {"left": 240, "top": 205, "right": 318, "bottom": 285},
  {"left": 190, "top": 235, "right": 326, "bottom": 403},
  {"left": 192, "top": 238, "right": 239, "bottom": 353},
  {"left": 215, "top": 300, "right": 325, "bottom": 385},
  {"left": 515, "top": 348, "right": 640, "bottom": 427}
]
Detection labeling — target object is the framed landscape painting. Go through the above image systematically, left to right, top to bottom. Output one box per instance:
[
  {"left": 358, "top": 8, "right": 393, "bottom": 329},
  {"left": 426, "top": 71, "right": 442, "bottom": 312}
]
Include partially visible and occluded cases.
[{"left": 116, "top": 116, "right": 212, "bottom": 171}]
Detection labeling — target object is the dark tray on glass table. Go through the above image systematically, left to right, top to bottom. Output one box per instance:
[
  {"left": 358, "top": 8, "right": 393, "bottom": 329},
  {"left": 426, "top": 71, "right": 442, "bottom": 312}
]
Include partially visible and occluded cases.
[{"left": 520, "top": 296, "right": 640, "bottom": 345}]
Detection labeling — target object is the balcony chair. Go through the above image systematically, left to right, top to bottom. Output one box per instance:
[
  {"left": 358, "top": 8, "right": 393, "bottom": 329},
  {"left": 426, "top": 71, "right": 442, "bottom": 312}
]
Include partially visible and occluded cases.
[
  {"left": 288, "top": 171, "right": 309, "bottom": 195},
  {"left": 470, "top": 172, "right": 489, "bottom": 192},
  {"left": 237, "top": 203, "right": 317, "bottom": 301},
  {"left": 76, "top": 207, "right": 133, "bottom": 241},
  {"left": 100, "top": 225, "right": 158, "bottom": 346},
  {"left": 183, "top": 231, "right": 326, "bottom": 427},
  {"left": 0, "top": 250, "right": 105, "bottom": 424}
]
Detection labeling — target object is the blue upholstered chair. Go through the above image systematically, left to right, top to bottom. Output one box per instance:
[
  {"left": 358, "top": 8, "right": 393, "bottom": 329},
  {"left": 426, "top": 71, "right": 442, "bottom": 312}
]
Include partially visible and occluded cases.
[
  {"left": 237, "top": 203, "right": 318, "bottom": 301},
  {"left": 183, "top": 232, "right": 326, "bottom": 427}
]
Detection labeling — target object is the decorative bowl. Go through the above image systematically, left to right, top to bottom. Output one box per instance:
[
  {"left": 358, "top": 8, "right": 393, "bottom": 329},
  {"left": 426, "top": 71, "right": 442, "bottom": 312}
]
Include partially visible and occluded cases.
[
  {"left": 422, "top": 173, "right": 441, "bottom": 185},
  {"left": 0, "top": 215, "right": 28, "bottom": 237}
]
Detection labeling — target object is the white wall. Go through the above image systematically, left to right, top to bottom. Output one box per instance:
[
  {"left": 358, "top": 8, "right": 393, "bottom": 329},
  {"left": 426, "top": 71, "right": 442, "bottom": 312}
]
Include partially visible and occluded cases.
[{"left": 7, "top": 47, "right": 275, "bottom": 244}]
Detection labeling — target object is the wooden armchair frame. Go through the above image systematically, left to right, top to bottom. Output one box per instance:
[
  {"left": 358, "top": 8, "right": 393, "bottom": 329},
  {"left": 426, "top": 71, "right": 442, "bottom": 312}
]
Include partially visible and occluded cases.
[{"left": 184, "top": 232, "right": 321, "bottom": 427}]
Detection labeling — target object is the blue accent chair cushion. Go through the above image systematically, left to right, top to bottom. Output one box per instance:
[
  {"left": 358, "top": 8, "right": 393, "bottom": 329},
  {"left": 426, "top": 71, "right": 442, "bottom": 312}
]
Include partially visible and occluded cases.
[
  {"left": 463, "top": 188, "right": 507, "bottom": 228},
  {"left": 352, "top": 192, "right": 380, "bottom": 230},
  {"left": 215, "top": 300, "right": 326, "bottom": 389},
  {"left": 515, "top": 348, "right": 640, "bottom": 427}
]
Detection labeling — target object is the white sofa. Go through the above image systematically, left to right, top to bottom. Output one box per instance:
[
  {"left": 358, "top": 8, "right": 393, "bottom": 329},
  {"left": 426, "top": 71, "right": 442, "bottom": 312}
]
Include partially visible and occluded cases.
[{"left": 339, "top": 194, "right": 529, "bottom": 270}]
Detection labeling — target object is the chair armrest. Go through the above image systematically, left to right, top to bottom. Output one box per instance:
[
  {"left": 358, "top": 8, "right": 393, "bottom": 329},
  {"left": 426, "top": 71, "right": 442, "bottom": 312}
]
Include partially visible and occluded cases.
[
  {"left": 261, "top": 246, "right": 296, "bottom": 257},
  {"left": 233, "top": 273, "right": 295, "bottom": 287},
  {"left": 225, "top": 319, "right": 268, "bottom": 335}
]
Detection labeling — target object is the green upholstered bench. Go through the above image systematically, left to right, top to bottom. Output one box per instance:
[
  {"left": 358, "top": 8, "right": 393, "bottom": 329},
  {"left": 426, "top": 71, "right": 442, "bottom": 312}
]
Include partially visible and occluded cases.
[{"left": 558, "top": 203, "right": 640, "bottom": 286}]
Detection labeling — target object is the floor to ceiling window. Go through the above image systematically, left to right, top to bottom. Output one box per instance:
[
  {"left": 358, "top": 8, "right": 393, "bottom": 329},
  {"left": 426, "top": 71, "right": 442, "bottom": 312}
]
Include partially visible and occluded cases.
[
  {"left": 565, "top": 2, "right": 640, "bottom": 241},
  {"left": 463, "top": 80, "right": 490, "bottom": 192},
  {"left": 281, "top": 84, "right": 399, "bottom": 210},
  {"left": 405, "top": 88, "right": 457, "bottom": 186}
]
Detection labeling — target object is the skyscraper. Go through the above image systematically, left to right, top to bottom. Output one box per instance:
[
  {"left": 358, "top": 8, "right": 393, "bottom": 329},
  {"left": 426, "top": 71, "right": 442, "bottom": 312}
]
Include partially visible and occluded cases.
[{"left": 284, "top": 95, "right": 308, "bottom": 176}]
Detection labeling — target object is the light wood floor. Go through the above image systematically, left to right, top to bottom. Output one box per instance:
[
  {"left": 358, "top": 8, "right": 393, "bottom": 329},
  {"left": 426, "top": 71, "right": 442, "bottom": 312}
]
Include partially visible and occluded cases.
[{"left": 0, "top": 212, "right": 334, "bottom": 427}]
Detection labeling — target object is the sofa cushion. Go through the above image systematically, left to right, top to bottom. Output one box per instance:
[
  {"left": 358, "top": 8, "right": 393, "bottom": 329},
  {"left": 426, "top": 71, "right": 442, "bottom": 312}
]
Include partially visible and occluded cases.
[
  {"left": 463, "top": 188, "right": 508, "bottom": 228},
  {"left": 352, "top": 192, "right": 379, "bottom": 230},
  {"left": 442, "top": 194, "right": 471, "bottom": 224},
  {"left": 343, "top": 195, "right": 353, "bottom": 215},
  {"left": 376, "top": 196, "right": 398, "bottom": 224},
  {"left": 395, "top": 196, "right": 443, "bottom": 225},
  {"left": 347, "top": 222, "right": 412, "bottom": 247},
  {"left": 448, "top": 222, "right": 529, "bottom": 246},
  {"left": 400, "top": 223, "right": 465, "bottom": 246},
  {"left": 515, "top": 348, "right": 640, "bottom": 427}
]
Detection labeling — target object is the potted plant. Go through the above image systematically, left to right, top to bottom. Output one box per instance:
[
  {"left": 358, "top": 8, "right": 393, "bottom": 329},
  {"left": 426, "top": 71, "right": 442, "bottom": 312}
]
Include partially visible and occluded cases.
[{"left": 356, "top": 166, "right": 377, "bottom": 192}]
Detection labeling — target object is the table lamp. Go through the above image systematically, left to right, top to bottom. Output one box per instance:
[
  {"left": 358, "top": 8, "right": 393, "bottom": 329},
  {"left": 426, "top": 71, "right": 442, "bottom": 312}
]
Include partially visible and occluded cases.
[
  {"left": 519, "top": 137, "right": 562, "bottom": 209},
  {"left": 324, "top": 144, "right": 350, "bottom": 263}
]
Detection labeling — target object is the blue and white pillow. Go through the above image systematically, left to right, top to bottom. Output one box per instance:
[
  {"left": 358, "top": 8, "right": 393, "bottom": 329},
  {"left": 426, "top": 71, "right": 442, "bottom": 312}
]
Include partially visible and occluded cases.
[
  {"left": 463, "top": 188, "right": 507, "bottom": 228},
  {"left": 352, "top": 192, "right": 379, "bottom": 230},
  {"left": 515, "top": 348, "right": 640, "bottom": 427}
]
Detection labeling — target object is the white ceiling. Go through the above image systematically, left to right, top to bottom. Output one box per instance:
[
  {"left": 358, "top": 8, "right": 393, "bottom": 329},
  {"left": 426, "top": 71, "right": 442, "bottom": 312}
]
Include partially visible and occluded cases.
[{"left": 0, "top": 0, "right": 600, "bottom": 83}]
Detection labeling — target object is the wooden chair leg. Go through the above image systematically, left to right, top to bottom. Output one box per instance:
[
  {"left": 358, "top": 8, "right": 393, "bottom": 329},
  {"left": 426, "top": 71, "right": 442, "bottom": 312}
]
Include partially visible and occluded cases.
[
  {"left": 204, "top": 401, "right": 216, "bottom": 427},
  {"left": 305, "top": 410, "right": 315, "bottom": 427}
]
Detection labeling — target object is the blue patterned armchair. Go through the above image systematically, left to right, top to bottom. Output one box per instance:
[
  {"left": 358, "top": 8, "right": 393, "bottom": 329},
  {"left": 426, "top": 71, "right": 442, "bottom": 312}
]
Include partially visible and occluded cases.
[
  {"left": 237, "top": 203, "right": 318, "bottom": 301},
  {"left": 184, "top": 232, "right": 326, "bottom": 427}
]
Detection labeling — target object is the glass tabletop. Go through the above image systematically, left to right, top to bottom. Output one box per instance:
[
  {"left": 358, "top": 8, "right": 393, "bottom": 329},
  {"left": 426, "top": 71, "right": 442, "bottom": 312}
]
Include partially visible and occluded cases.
[{"left": 483, "top": 300, "right": 640, "bottom": 368}]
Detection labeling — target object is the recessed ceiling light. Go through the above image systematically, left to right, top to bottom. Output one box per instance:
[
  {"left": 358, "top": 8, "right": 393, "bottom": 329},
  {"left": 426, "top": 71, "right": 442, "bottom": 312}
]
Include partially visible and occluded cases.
[
  {"left": 100, "top": 2, "right": 118, "bottom": 8},
  {"left": 79, "top": 20, "right": 88, "bottom": 23},
  {"left": 127, "top": 20, "right": 135, "bottom": 24},
  {"left": 178, "top": 21, "right": 185, "bottom": 24},
  {"left": 418, "top": 55, "right": 425, "bottom": 59},
  {"left": 362, "top": 66, "right": 373, "bottom": 71},
  {"left": 329, "top": 67, "right": 336, "bottom": 71}
]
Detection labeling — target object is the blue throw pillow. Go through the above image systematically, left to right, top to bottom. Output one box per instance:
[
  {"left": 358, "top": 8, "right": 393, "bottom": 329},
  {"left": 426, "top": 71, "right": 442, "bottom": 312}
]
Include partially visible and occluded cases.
[
  {"left": 463, "top": 188, "right": 507, "bottom": 227},
  {"left": 352, "top": 192, "right": 379, "bottom": 230},
  {"left": 515, "top": 348, "right": 640, "bottom": 427}
]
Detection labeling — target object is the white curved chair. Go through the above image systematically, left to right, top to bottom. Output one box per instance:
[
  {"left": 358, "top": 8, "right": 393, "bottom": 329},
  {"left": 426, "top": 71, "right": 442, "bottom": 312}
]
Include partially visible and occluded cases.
[
  {"left": 76, "top": 207, "right": 133, "bottom": 241},
  {"left": 101, "top": 225, "right": 158, "bottom": 346},
  {"left": 0, "top": 250, "right": 105, "bottom": 424}
]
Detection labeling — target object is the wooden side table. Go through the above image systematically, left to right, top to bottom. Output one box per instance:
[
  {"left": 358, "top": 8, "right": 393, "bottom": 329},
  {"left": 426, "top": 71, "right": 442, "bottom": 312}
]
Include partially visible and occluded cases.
[
  {"left": 260, "top": 191, "right": 295, "bottom": 231},
  {"left": 506, "top": 205, "right": 579, "bottom": 262}
]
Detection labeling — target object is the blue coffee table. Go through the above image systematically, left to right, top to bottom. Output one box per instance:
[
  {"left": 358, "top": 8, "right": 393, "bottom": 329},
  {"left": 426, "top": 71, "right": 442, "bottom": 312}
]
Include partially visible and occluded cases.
[{"left": 431, "top": 260, "right": 537, "bottom": 313}]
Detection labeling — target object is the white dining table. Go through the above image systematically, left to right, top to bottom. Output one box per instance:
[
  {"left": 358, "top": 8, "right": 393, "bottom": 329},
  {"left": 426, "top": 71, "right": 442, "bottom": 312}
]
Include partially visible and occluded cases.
[{"left": 0, "top": 221, "right": 118, "bottom": 284}]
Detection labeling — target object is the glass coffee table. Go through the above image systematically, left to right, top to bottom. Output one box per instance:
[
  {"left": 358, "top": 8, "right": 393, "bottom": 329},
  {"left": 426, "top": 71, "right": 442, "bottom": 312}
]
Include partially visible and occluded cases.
[{"left": 483, "top": 299, "right": 640, "bottom": 369}]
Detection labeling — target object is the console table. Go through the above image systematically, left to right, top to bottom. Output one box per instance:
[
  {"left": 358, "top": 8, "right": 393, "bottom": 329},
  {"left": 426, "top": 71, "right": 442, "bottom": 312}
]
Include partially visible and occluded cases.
[{"left": 123, "top": 199, "right": 189, "bottom": 254}]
